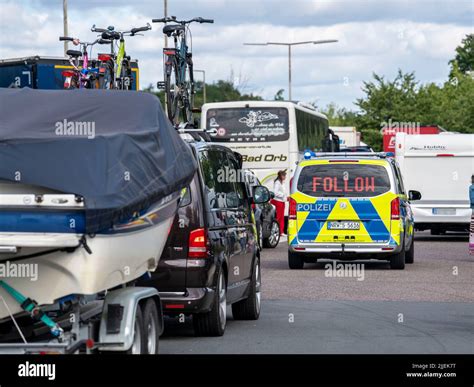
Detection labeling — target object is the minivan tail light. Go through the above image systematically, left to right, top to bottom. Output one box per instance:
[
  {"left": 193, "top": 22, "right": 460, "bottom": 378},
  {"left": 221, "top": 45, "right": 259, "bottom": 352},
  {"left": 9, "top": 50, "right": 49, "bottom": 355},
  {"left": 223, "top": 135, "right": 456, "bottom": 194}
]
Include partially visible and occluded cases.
[
  {"left": 289, "top": 197, "right": 297, "bottom": 220},
  {"left": 391, "top": 197, "right": 400, "bottom": 220},
  {"left": 188, "top": 228, "right": 208, "bottom": 258}
]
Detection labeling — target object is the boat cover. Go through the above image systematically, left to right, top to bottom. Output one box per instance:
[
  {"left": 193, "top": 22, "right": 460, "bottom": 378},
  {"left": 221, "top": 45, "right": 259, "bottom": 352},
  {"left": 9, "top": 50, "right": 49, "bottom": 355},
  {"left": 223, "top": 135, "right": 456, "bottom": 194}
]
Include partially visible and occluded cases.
[{"left": 0, "top": 88, "right": 197, "bottom": 233}]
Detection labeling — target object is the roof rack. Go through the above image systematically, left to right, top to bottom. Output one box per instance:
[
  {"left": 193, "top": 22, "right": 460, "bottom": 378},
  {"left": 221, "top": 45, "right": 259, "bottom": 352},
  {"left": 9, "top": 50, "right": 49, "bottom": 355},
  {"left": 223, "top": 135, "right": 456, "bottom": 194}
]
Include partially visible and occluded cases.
[
  {"left": 177, "top": 128, "right": 215, "bottom": 142},
  {"left": 302, "top": 151, "right": 394, "bottom": 160}
]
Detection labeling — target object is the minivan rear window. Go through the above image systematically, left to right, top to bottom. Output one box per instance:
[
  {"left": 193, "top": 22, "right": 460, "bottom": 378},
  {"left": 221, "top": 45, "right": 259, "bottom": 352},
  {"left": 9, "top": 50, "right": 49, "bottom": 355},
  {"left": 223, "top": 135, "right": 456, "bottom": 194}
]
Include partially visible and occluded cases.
[{"left": 297, "top": 164, "right": 391, "bottom": 197}]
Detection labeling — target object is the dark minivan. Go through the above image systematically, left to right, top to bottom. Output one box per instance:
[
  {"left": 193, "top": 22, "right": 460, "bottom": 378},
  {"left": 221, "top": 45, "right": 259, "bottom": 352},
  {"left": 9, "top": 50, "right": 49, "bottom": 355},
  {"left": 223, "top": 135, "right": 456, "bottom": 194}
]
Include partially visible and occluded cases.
[{"left": 139, "top": 137, "right": 270, "bottom": 336}]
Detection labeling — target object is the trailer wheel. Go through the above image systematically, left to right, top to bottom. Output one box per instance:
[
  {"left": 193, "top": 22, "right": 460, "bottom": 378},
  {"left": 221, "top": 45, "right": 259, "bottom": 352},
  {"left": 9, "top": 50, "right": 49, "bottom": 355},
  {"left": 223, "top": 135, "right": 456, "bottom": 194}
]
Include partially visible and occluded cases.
[
  {"left": 142, "top": 299, "right": 160, "bottom": 354},
  {"left": 125, "top": 306, "right": 146, "bottom": 354}
]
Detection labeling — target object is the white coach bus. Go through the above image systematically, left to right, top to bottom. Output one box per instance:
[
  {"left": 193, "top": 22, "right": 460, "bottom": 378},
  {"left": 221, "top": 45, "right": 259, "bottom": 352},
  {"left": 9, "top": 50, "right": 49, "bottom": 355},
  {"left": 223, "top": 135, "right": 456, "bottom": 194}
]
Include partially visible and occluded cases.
[{"left": 201, "top": 101, "right": 339, "bottom": 203}]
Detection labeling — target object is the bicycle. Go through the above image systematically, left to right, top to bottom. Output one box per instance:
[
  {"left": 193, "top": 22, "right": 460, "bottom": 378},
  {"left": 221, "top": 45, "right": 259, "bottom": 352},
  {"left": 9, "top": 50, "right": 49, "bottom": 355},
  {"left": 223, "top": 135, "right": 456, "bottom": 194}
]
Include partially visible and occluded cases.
[
  {"left": 152, "top": 16, "right": 214, "bottom": 125},
  {"left": 91, "top": 23, "right": 151, "bottom": 90},
  {"left": 59, "top": 36, "right": 111, "bottom": 89}
]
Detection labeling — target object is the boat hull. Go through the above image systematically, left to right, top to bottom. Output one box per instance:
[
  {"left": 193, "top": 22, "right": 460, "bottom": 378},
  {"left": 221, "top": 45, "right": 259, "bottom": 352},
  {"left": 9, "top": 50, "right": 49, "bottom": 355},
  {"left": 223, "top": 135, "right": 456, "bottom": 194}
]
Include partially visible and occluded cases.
[{"left": 0, "top": 199, "right": 177, "bottom": 321}]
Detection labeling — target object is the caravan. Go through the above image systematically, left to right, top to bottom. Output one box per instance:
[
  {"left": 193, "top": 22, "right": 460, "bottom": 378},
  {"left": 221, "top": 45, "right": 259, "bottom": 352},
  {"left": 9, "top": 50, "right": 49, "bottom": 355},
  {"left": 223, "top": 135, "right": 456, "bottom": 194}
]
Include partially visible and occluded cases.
[{"left": 395, "top": 133, "right": 473, "bottom": 234}]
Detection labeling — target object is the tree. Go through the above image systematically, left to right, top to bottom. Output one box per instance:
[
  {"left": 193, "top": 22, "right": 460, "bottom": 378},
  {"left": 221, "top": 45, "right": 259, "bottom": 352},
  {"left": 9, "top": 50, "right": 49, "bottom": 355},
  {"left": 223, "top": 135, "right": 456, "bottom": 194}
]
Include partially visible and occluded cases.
[{"left": 449, "top": 34, "right": 474, "bottom": 75}]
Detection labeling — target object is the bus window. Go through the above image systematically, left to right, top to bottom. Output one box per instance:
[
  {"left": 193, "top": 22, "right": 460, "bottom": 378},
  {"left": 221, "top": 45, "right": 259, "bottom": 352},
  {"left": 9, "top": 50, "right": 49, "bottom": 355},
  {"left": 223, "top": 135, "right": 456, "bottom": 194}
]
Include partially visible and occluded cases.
[
  {"left": 206, "top": 107, "right": 289, "bottom": 142},
  {"left": 295, "top": 108, "right": 329, "bottom": 152}
]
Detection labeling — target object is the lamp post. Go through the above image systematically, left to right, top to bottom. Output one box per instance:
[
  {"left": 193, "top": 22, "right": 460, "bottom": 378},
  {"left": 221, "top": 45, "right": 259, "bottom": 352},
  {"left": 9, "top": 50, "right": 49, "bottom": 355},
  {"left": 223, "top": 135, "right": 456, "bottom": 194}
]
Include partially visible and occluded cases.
[
  {"left": 63, "top": 0, "right": 68, "bottom": 56},
  {"left": 243, "top": 40, "right": 338, "bottom": 101},
  {"left": 194, "top": 69, "right": 206, "bottom": 104}
]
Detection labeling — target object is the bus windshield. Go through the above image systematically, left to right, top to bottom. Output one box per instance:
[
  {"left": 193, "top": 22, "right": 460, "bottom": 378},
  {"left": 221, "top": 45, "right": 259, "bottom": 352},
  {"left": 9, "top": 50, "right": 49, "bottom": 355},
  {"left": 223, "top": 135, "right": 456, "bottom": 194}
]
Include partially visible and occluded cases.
[{"left": 206, "top": 107, "right": 289, "bottom": 142}]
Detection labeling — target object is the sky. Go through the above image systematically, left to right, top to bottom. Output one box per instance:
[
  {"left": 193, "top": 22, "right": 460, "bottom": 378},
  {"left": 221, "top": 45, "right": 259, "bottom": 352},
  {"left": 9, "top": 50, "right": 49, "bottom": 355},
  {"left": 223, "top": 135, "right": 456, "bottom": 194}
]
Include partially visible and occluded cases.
[{"left": 0, "top": 0, "right": 472, "bottom": 110}]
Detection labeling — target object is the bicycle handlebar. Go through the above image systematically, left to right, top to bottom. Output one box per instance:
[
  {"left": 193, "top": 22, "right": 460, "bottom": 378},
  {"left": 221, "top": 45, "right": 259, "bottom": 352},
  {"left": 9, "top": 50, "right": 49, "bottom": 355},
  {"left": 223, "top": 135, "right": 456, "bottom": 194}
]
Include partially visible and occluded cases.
[
  {"left": 152, "top": 16, "right": 214, "bottom": 24},
  {"left": 196, "top": 17, "right": 214, "bottom": 24},
  {"left": 130, "top": 23, "right": 152, "bottom": 35},
  {"left": 91, "top": 24, "right": 108, "bottom": 33},
  {"left": 59, "top": 36, "right": 75, "bottom": 41}
]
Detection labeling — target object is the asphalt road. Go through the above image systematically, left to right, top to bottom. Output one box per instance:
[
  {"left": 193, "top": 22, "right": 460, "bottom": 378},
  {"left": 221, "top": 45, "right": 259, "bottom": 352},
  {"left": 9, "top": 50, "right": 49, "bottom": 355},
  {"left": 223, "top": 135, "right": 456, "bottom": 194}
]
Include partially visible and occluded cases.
[{"left": 160, "top": 231, "right": 474, "bottom": 354}]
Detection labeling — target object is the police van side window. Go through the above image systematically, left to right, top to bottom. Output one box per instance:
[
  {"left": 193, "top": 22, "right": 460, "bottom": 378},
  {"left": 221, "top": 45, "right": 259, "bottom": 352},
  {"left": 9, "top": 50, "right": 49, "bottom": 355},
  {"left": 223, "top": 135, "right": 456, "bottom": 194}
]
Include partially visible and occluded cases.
[
  {"left": 199, "top": 149, "right": 236, "bottom": 209},
  {"left": 227, "top": 153, "right": 248, "bottom": 209},
  {"left": 391, "top": 162, "right": 405, "bottom": 195}
]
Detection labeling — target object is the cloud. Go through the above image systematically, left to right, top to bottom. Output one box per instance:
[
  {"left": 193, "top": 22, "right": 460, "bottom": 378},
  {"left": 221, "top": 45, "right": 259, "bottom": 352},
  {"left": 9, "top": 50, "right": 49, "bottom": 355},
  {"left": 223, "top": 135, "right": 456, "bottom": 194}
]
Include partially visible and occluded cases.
[{"left": 0, "top": 0, "right": 471, "bottom": 109}]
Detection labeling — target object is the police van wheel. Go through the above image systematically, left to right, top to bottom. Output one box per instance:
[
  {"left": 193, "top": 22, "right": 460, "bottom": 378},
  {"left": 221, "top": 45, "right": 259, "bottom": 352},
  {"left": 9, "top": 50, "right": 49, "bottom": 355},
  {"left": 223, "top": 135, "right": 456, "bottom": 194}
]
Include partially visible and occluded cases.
[
  {"left": 405, "top": 239, "right": 414, "bottom": 264},
  {"left": 390, "top": 246, "right": 406, "bottom": 270},
  {"left": 288, "top": 251, "right": 304, "bottom": 269}
]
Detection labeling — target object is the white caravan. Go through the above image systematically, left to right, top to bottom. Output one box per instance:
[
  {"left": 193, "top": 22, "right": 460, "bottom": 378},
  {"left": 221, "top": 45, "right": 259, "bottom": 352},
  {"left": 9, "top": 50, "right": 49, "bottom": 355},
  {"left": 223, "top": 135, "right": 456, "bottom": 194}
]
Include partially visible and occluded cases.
[{"left": 395, "top": 132, "right": 474, "bottom": 234}]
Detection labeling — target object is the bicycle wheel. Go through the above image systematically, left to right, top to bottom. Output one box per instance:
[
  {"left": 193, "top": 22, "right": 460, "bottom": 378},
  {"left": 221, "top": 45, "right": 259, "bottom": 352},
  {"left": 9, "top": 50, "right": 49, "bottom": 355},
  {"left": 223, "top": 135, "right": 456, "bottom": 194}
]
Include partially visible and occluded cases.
[
  {"left": 181, "top": 53, "right": 195, "bottom": 124},
  {"left": 164, "top": 58, "right": 180, "bottom": 125},
  {"left": 99, "top": 61, "right": 114, "bottom": 90}
]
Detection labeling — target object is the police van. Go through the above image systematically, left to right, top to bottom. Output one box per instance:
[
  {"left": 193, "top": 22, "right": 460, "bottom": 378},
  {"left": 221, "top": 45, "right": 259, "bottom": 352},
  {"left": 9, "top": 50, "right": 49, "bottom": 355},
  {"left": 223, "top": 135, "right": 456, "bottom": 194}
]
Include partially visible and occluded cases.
[{"left": 287, "top": 152, "right": 421, "bottom": 270}]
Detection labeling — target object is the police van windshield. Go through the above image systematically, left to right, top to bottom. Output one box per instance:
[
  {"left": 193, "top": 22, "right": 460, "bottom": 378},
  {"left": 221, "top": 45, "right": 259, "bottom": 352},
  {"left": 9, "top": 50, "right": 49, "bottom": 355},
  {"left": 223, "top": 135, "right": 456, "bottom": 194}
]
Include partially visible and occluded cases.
[
  {"left": 206, "top": 107, "right": 289, "bottom": 142},
  {"left": 297, "top": 164, "right": 391, "bottom": 197}
]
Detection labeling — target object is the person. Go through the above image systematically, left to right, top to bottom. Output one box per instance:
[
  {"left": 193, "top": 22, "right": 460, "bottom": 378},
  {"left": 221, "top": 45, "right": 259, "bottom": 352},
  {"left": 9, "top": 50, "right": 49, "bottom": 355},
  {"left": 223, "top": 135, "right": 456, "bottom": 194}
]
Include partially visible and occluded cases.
[
  {"left": 271, "top": 170, "right": 287, "bottom": 236},
  {"left": 470, "top": 176, "right": 474, "bottom": 255}
]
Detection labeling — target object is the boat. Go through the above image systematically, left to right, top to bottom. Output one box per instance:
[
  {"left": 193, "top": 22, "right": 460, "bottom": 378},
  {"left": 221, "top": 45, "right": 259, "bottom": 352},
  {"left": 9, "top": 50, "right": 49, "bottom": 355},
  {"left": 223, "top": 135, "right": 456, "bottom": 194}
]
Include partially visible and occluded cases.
[{"left": 0, "top": 88, "right": 197, "bottom": 322}]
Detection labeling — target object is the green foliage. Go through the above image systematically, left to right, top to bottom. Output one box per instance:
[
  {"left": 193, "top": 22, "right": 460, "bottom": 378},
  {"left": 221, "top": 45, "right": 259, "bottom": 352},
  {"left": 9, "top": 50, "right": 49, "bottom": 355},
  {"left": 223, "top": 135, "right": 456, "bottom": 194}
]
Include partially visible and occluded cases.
[
  {"left": 449, "top": 33, "right": 474, "bottom": 75},
  {"left": 142, "top": 79, "right": 262, "bottom": 111}
]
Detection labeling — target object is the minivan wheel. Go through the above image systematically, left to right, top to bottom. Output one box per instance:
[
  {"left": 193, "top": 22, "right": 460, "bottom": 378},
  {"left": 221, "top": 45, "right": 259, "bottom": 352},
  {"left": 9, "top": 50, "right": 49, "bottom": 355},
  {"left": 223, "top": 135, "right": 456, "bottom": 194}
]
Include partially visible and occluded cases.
[
  {"left": 263, "top": 220, "right": 280, "bottom": 248},
  {"left": 405, "top": 239, "right": 414, "bottom": 264},
  {"left": 390, "top": 244, "right": 406, "bottom": 270},
  {"left": 288, "top": 251, "right": 304, "bottom": 269},
  {"left": 232, "top": 257, "right": 261, "bottom": 320},
  {"left": 193, "top": 269, "right": 226, "bottom": 337},
  {"left": 142, "top": 299, "right": 160, "bottom": 354}
]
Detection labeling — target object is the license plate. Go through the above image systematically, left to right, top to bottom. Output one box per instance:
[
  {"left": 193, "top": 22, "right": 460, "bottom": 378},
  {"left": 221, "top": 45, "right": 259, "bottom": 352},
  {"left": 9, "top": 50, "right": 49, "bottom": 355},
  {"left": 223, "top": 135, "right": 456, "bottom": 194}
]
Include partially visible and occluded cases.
[
  {"left": 432, "top": 208, "right": 456, "bottom": 215},
  {"left": 328, "top": 221, "right": 360, "bottom": 230}
]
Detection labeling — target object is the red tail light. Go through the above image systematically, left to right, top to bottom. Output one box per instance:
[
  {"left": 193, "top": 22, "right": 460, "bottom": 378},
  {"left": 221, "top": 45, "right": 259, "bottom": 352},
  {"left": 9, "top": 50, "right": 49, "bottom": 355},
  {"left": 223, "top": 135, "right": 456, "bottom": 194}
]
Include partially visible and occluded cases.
[
  {"left": 164, "top": 50, "right": 176, "bottom": 55},
  {"left": 98, "top": 54, "right": 111, "bottom": 62},
  {"left": 61, "top": 70, "right": 75, "bottom": 77},
  {"left": 289, "top": 197, "right": 297, "bottom": 220},
  {"left": 391, "top": 197, "right": 400, "bottom": 220},
  {"left": 188, "top": 228, "right": 208, "bottom": 258}
]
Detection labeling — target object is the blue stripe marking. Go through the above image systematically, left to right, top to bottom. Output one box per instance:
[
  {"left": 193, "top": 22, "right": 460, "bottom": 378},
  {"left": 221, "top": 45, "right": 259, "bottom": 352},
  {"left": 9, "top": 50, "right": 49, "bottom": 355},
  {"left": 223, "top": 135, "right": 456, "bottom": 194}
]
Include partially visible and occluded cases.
[
  {"left": 297, "top": 199, "right": 336, "bottom": 242},
  {"left": 349, "top": 200, "right": 390, "bottom": 242},
  {"left": 0, "top": 211, "right": 85, "bottom": 233}
]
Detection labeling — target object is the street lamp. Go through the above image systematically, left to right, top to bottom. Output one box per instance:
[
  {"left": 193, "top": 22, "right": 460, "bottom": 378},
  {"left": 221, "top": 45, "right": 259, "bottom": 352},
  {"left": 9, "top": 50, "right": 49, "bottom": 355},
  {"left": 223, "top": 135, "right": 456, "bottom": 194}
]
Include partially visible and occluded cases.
[
  {"left": 63, "top": 0, "right": 68, "bottom": 56},
  {"left": 243, "top": 40, "right": 338, "bottom": 101},
  {"left": 194, "top": 69, "right": 206, "bottom": 104}
]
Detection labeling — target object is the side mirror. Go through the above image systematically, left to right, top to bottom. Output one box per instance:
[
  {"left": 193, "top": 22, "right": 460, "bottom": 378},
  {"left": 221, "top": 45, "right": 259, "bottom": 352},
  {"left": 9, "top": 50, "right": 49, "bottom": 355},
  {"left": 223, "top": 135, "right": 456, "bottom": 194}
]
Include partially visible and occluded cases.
[
  {"left": 253, "top": 185, "right": 270, "bottom": 204},
  {"left": 408, "top": 190, "right": 422, "bottom": 201}
]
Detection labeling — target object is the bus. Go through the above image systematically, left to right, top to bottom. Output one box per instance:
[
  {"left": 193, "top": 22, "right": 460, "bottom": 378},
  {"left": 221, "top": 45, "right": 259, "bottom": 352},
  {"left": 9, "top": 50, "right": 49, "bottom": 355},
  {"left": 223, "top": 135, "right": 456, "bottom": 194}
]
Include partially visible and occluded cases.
[{"left": 201, "top": 101, "right": 339, "bottom": 214}]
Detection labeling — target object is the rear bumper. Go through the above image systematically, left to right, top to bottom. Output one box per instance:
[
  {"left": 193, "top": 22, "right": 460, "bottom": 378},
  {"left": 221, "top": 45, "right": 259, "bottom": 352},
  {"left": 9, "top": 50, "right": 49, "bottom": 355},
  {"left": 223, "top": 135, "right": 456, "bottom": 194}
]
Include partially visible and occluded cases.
[
  {"left": 412, "top": 205, "right": 471, "bottom": 224},
  {"left": 289, "top": 241, "right": 402, "bottom": 255},
  {"left": 160, "top": 287, "right": 215, "bottom": 314}
]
